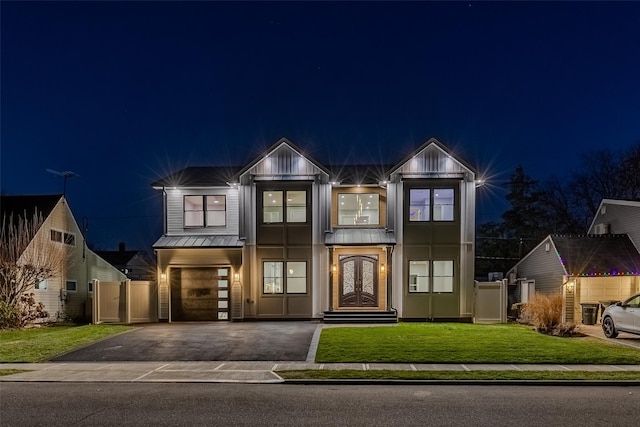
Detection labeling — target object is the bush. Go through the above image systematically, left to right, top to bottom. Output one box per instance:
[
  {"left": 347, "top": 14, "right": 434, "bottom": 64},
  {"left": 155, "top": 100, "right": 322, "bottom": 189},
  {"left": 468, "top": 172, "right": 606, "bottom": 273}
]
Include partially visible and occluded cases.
[
  {"left": 0, "top": 293, "right": 49, "bottom": 329},
  {"left": 519, "top": 293, "right": 574, "bottom": 334}
]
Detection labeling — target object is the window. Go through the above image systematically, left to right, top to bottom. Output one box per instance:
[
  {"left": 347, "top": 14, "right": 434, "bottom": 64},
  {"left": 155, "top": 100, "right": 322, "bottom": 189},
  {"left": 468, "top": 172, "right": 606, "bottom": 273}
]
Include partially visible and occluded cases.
[
  {"left": 408, "top": 188, "right": 455, "bottom": 222},
  {"left": 409, "top": 189, "right": 430, "bottom": 221},
  {"left": 433, "top": 189, "right": 454, "bottom": 221},
  {"left": 263, "top": 190, "right": 307, "bottom": 223},
  {"left": 338, "top": 193, "right": 380, "bottom": 225},
  {"left": 184, "top": 195, "right": 226, "bottom": 227},
  {"left": 50, "top": 229, "right": 62, "bottom": 242},
  {"left": 64, "top": 232, "right": 75, "bottom": 246},
  {"left": 408, "top": 260, "right": 454, "bottom": 293},
  {"left": 433, "top": 260, "right": 454, "bottom": 293},
  {"left": 263, "top": 261, "right": 307, "bottom": 294},
  {"left": 408, "top": 261, "right": 429, "bottom": 292},
  {"left": 35, "top": 280, "right": 47, "bottom": 291},
  {"left": 65, "top": 281, "right": 77, "bottom": 292},
  {"left": 88, "top": 281, "right": 93, "bottom": 293}
]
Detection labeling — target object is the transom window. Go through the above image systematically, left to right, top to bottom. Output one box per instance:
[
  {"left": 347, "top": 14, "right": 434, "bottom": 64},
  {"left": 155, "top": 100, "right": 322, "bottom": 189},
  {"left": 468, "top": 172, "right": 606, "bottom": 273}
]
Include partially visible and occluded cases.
[
  {"left": 409, "top": 188, "right": 455, "bottom": 222},
  {"left": 263, "top": 190, "right": 307, "bottom": 223},
  {"left": 338, "top": 193, "right": 380, "bottom": 225},
  {"left": 184, "top": 195, "right": 226, "bottom": 227},
  {"left": 408, "top": 260, "right": 454, "bottom": 293},
  {"left": 263, "top": 261, "right": 307, "bottom": 294}
]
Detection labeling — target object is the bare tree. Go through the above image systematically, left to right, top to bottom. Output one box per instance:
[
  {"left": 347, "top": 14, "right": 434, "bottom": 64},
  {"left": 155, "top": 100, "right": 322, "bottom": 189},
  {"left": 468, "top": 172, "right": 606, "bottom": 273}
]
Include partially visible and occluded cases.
[{"left": 0, "top": 209, "right": 66, "bottom": 307}]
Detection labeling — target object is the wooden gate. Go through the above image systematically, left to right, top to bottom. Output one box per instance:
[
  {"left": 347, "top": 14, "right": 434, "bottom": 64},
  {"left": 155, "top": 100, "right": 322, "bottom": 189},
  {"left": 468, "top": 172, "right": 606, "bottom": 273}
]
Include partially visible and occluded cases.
[{"left": 92, "top": 280, "right": 158, "bottom": 324}]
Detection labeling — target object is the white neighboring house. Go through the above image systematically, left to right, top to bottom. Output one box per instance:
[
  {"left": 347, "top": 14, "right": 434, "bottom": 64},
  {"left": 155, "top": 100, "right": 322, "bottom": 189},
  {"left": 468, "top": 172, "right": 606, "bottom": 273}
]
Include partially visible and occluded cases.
[{"left": 1, "top": 194, "right": 126, "bottom": 321}]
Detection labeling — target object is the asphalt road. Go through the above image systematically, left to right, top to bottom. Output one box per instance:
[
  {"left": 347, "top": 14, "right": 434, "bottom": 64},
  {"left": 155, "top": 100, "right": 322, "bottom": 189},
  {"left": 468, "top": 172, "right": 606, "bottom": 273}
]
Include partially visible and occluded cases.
[{"left": 2, "top": 383, "right": 638, "bottom": 426}]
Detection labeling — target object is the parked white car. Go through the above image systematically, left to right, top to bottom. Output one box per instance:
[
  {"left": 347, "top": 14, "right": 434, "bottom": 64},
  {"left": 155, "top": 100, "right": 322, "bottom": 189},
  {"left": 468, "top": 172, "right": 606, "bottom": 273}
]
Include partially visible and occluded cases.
[{"left": 601, "top": 293, "right": 640, "bottom": 338}]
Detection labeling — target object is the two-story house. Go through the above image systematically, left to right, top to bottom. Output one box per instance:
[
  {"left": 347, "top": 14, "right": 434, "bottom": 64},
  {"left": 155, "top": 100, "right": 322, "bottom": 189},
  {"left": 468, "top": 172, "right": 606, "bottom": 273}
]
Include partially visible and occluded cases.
[{"left": 152, "top": 137, "right": 476, "bottom": 322}]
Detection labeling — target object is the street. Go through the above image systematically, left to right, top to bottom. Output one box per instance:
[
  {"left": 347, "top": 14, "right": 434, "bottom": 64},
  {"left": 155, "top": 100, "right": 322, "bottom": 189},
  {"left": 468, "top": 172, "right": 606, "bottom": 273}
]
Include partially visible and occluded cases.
[{"left": 1, "top": 383, "right": 638, "bottom": 426}]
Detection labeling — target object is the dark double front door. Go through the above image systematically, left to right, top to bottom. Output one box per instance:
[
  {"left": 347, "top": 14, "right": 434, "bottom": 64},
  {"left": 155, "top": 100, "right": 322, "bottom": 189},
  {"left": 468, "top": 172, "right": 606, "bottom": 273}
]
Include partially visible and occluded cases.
[{"left": 339, "top": 255, "right": 378, "bottom": 307}]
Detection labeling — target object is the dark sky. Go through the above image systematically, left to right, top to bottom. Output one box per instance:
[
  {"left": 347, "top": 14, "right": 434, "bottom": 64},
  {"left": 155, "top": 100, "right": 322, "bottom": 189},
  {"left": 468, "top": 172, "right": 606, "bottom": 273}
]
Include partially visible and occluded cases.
[{"left": 2, "top": 1, "right": 639, "bottom": 251}]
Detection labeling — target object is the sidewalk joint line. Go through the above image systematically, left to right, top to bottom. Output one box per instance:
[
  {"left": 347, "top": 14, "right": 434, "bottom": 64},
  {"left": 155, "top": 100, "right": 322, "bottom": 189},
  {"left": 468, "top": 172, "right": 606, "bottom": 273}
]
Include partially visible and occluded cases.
[
  {"left": 133, "top": 363, "right": 170, "bottom": 382},
  {"left": 213, "top": 363, "right": 226, "bottom": 371},
  {"left": 410, "top": 364, "right": 417, "bottom": 371},
  {"left": 461, "top": 364, "right": 470, "bottom": 371}
]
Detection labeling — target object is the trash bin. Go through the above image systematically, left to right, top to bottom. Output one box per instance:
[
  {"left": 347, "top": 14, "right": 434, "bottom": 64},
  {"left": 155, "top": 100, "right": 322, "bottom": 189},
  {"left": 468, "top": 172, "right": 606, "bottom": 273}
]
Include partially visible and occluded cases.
[{"left": 580, "top": 303, "right": 599, "bottom": 325}]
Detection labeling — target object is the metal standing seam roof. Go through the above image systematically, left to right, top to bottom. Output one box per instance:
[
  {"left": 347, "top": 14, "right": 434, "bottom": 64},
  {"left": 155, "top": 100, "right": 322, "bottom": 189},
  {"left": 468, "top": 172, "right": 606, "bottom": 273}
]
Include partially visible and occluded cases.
[
  {"left": 324, "top": 228, "right": 396, "bottom": 246},
  {"left": 152, "top": 235, "right": 244, "bottom": 248}
]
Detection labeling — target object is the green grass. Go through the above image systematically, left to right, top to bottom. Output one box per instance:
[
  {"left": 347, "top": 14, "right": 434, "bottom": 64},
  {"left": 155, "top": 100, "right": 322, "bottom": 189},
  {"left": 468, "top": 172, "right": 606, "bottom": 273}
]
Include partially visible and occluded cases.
[
  {"left": 316, "top": 323, "right": 640, "bottom": 364},
  {"left": 0, "top": 324, "right": 134, "bottom": 363},
  {"left": 0, "top": 369, "right": 30, "bottom": 376},
  {"left": 278, "top": 370, "right": 640, "bottom": 381}
]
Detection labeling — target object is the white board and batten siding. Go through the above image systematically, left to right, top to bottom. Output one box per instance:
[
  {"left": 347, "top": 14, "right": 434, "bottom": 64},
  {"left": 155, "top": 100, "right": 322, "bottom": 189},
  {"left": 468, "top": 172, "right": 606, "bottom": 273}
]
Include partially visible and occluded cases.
[{"left": 164, "top": 187, "right": 240, "bottom": 236}]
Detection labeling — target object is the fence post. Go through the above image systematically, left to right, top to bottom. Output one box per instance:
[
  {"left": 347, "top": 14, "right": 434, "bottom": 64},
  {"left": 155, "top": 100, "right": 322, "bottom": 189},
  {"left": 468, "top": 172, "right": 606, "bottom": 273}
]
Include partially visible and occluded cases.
[{"left": 125, "top": 279, "right": 131, "bottom": 324}]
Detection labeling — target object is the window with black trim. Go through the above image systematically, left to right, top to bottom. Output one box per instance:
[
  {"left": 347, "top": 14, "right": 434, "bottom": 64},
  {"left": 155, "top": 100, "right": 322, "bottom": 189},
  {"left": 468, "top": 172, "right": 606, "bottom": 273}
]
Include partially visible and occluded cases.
[
  {"left": 408, "top": 188, "right": 454, "bottom": 222},
  {"left": 263, "top": 190, "right": 307, "bottom": 223},
  {"left": 184, "top": 195, "right": 226, "bottom": 227},
  {"left": 408, "top": 260, "right": 454, "bottom": 293},
  {"left": 262, "top": 261, "right": 307, "bottom": 294},
  {"left": 65, "top": 280, "right": 77, "bottom": 292}
]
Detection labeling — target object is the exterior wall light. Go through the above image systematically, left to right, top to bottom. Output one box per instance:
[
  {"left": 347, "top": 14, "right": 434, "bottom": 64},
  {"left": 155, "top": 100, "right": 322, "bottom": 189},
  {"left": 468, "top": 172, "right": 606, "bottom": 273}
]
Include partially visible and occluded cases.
[
  {"left": 332, "top": 264, "right": 337, "bottom": 273},
  {"left": 380, "top": 264, "right": 385, "bottom": 273},
  {"left": 233, "top": 272, "right": 240, "bottom": 282},
  {"left": 160, "top": 273, "right": 167, "bottom": 283},
  {"left": 566, "top": 282, "right": 574, "bottom": 293}
]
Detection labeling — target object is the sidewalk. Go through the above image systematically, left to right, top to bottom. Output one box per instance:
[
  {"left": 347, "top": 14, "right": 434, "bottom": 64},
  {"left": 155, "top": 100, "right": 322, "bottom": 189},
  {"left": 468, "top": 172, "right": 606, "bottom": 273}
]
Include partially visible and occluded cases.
[{"left": 2, "top": 323, "right": 639, "bottom": 384}]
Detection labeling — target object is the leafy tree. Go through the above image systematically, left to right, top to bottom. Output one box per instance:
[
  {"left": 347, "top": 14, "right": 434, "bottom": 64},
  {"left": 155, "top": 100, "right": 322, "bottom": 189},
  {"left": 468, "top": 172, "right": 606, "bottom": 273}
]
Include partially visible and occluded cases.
[{"left": 0, "top": 208, "right": 65, "bottom": 326}]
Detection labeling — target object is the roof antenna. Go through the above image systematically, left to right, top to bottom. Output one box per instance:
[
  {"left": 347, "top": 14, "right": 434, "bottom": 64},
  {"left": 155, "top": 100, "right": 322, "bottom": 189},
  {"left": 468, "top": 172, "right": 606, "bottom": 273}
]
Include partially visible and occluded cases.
[{"left": 46, "top": 169, "right": 78, "bottom": 195}]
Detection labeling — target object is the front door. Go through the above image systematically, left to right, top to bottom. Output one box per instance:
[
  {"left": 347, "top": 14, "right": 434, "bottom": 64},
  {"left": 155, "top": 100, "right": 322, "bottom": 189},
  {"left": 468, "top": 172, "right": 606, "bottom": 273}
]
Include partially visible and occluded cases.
[{"left": 339, "top": 255, "right": 378, "bottom": 307}]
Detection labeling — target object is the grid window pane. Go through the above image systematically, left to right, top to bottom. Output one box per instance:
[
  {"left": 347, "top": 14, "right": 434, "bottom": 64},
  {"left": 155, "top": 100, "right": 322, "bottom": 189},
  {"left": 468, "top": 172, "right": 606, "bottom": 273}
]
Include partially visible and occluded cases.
[
  {"left": 409, "top": 189, "right": 430, "bottom": 221},
  {"left": 433, "top": 189, "right": 454, "bottom": 221},
  {"left": 263, "top": 191, "right": 283, "bottom": 223},
  {"left": 286, "top": 191, "right": 307, "bottom": 223},
  {"left": 206, "top": 195, "right": 226, "bottom": 226},
  {"left": 184, "top": 196, "right": 205, "bottom": 226},
  {"left": 433, "top": 260, "right": 454, "bottom": 293},
  {"left": 263, "top": 261, "right": 283, "bottom": 294},
  {"left": 409, "top": 261, "right": 429, "bottom": 293},
  {"left": 286, "top": 262, "right": 307, "bottom": 294}
]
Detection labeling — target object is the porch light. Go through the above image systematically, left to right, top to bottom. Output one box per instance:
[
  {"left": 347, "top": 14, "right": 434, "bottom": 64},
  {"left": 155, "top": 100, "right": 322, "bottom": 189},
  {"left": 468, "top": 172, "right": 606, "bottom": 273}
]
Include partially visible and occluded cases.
[
  {"left": 332, "top": 264, "right": 337, "bottom": 273},
  {"left": 380, "top": 264, "right": 385, "bottom": 273},
  {"left": 160, "top": 273, "right": 167, "bottom": 283},
  {"left": 233, "top": 273, "right": 240, "bottom": 281},
  {"left": 566, "top": 282, "right": 574, "bottom": 293}
]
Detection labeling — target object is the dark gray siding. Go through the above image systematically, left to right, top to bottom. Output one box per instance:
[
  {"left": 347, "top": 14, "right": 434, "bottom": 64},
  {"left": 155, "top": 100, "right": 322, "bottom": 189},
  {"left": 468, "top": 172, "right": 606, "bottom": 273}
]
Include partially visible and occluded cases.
[
  {"left": 589, "top": 202, "right": 640, "bottom": 248},
  {"left": 512, "top": 238, "right": 567, "bottom": 294}
]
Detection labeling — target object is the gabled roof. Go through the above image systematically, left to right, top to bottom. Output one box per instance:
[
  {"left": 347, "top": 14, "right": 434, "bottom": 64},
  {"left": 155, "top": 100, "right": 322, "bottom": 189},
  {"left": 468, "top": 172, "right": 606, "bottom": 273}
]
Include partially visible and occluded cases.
[
  {"left": 235, "top": 137, "right": 331, "bottom": 182},
  {"left": 388, "top": 137, "right": 475, "bottom": 181},
  {"left": 151, "top": 166, "right": 242, "bottom": 188},
  {"left": 1, "top": 194, "right": 63, "bottom": 233},
  {"left": 588, "top": 198, "right": 640, "bottom": 233},
  {"left": 515, "top": 234, "right": 640, "bottom": 277},
  {"left": 94, "top": 250, "right": 140, "bottom": 266}
]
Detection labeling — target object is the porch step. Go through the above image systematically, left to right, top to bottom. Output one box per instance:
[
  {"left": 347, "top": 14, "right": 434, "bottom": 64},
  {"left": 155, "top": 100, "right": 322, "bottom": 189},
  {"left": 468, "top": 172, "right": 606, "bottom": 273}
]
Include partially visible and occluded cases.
[{"left": 322, "top": 310, "right": 398, "bottom": 324}]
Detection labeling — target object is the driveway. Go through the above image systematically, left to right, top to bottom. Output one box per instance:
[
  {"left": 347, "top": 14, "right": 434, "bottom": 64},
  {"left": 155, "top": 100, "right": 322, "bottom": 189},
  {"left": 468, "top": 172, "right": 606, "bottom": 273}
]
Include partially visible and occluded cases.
[{"left": 51, "top": 322, "right": 320, "bottom": 362}]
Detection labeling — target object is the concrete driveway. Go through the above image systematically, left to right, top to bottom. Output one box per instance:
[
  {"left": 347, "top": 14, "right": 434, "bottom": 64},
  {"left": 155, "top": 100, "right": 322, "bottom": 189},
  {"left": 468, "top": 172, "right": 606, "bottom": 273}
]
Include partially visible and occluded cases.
[{"left": 51, "top": 322, "right": 320, "bottom": 362}]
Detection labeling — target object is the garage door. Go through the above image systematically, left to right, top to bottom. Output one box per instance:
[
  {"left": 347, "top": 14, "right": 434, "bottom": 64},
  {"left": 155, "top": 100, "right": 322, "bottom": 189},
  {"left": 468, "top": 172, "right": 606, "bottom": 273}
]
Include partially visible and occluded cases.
[
  {"left": 170, "top": 267, "right": 230, "bottom": 321},
  {"left": 579, "top": 276, "right": 636, "bottom": 303}
]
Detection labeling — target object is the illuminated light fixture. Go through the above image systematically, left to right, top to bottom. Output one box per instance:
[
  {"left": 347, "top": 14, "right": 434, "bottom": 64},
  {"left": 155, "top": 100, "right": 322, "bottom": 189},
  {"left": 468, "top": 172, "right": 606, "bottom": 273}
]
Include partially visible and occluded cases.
[
  {"left": 332, "top": 264, "right": 337, "bottom": 273},
  {"left": 380, "top": 264, "right": 385, "bottom": 273},
  {"left": 289, "top": 268, "right": 294, "bottom": 275},
  {"left": 160, "top": 273, "right": 167, "bottom": 282},
  {"left": 233, "top": 273, "right": 240, "bottom": 281},
  {"left": 566, "top": 282, "right": 574, "bottom": 293}
]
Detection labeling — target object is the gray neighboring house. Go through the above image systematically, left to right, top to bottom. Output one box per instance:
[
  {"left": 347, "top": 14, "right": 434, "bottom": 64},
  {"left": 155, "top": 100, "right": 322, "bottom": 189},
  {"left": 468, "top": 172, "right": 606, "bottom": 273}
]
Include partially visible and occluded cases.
[
  {"left": 507, "top": 198, "right": 640, "bottom": 324},
  {"left": 95, "top": 242, "right": 156, "bottom": 281}
]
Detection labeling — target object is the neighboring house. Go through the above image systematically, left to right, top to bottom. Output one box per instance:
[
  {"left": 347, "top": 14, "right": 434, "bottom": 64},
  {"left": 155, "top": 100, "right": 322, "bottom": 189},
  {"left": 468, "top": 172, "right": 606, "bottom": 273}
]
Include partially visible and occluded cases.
[
  {"left": 152, "top": 137, "right": 477, "bottom": 322},
  {"left": 0, "top": 194, "right": 127, "bottom": 321},
  {"left": 508, "top": 198, "right": 640, "bottom": 324},
  {"left": 588, "top": 199, "right": 640, "bottom": 246},
  {"left": 507, "top": 234, "right": 640, "bottom": 323},
  {"left": 96, "top": 242, "right": 156, "bottom": 281}
]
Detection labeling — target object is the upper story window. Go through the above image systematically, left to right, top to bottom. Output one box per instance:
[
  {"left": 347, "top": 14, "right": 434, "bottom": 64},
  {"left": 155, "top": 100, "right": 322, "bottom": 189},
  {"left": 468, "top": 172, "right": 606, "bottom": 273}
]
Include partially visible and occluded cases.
[
  {"left": 408, "top": 188, "right": 454, "bottom": 222},
  {"left": 263, "top": 190, "right": 307, "bottom": 223},
  {"left": 338, "top": 193, "right": 380, "bottom": 225},
  {"left": 184, "top": 195, "right": 226, "bottom": 227},
  {"left": 50, "top": 229, "right": 76, "bottom": 246}
]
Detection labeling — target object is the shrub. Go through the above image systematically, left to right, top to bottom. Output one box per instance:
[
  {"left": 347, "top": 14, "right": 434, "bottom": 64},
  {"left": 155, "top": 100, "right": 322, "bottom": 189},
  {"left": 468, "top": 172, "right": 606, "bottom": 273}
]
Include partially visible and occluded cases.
[
  {"left": 519, "top": 292, "right": 572, "bottom": 334},
  {"left": 0, "top": 293, "right": 49, "bottom": 329}
]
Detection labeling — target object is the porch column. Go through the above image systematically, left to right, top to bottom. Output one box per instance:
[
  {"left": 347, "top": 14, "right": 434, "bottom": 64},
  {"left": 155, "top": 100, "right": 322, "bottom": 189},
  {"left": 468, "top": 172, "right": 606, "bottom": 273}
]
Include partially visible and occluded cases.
[
  {"left": 386, "top": 246, "right": 393, "bottom": 311},
  {"left": 328, "top": 247, "right": 334, "bottom": 311}
]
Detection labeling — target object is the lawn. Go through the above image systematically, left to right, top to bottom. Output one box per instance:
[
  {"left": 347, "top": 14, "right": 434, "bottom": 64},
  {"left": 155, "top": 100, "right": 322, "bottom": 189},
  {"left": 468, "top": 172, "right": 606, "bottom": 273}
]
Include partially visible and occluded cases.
[
  {"left": 315, "top": 323, "right": 640, "bottom": 364},
  {"left": 0, "top": 324, "right": 134, "bottom": 363}
]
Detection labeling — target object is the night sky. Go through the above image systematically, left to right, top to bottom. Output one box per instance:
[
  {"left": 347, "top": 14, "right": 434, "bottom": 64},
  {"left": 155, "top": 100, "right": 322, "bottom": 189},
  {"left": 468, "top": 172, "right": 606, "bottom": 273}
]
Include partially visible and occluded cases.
[{"left": 2, "top": 1, "right": 639, "bottom": 252}]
